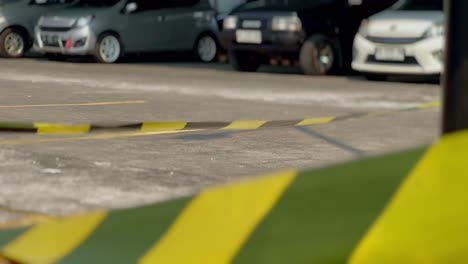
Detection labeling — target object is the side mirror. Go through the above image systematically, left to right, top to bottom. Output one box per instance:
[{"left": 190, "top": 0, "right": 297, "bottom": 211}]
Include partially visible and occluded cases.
[
  {"left": 31, "top": 0, "right": 47, "bottom": 4},
  {"left": 348, "top": 0, "right": 362, "bottom": 5},
  {"left": 125, "top": 2, "right": 138, "bottom": 14}
]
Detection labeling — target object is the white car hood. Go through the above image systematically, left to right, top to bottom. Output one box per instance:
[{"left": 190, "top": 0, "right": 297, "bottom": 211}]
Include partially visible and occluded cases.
[{"left": 367, "top": 10, "right": 444, "bottom": 38}]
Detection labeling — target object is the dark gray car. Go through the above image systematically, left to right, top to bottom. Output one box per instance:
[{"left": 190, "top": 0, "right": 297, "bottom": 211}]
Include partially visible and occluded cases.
[
  {"left": 0, "top": 0, "right": 72, "bottom": 58},
  {"left": 35, "top": 0, "right": 220, "bottom": 63}
]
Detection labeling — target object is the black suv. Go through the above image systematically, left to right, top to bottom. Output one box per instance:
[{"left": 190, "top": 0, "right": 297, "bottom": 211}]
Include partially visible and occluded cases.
[{"left": 221, "top": 0, "right": 396, "bottom": 75}]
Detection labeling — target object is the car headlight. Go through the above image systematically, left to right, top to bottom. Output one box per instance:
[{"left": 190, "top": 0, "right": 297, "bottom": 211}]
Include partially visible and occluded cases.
[
  {"left": 75, "top": 15, "right": 94, "bottom": 28},
  {"left": 37, "top": 16, "right": 44, "bottom": 25},
  {"left": 223, "top": 16, "right": 238, "bottom": 30},
  {"left": 272, "top": 16, "right": 302, "bottom": 31},
  {"left": 358, "top": 19, "right": 369, "bottom": 37},
  {"left": 423, "top": 23, "right": 444, "bottom": 39}
]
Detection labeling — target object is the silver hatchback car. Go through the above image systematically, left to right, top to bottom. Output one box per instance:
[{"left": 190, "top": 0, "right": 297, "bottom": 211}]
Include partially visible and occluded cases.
[
  {"left": 0, "top": 0, "right": 72, "bottom": 58},
  {"left": 35, "top": 0, "right": 220, "bottom": 63}
]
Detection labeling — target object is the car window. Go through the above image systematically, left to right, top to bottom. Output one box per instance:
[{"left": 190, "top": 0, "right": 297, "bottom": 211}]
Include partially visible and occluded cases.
[
  {"left": 30, "top": 0, "right": 74, "bottom": 5},
  {"left": 70, "top": 0, "right": 121, "bottom": 7},
  {"left": 132, "top": 0, "right": 200, "bottom": 11},
  {"left": 210, "top": 0, "right": 247, "bottom": 13},
  {"left": 233, "top": 0, "right": 337, "bottom": 12},
  {"left": 392, "top": 0, "right": 443, "bottom": 11}
]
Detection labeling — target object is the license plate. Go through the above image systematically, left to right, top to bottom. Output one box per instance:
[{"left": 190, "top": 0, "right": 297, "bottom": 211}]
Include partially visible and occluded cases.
[
  {"left": 236, "top": 30, "right": 262, "bottom": 44},
  {"left": 42, "top": 35, "right": 60, "bottom": 46},
  {"left": 375, "top": 47, "right": 405, "bottom": 61}
]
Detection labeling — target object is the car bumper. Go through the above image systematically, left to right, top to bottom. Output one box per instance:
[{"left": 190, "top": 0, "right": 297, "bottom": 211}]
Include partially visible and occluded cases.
[
  {"left": 34, "top": 26, "right": 97, "bottom": 56},
  {"left": 221, "top": 29, "right": 305, "bottom": 54},
  {"left": 352, "top": 34, "right": 444, "bottom": 75}
]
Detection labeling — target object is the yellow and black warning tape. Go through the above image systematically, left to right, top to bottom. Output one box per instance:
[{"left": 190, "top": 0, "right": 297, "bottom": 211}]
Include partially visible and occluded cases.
[
  {"left": 0, "top": 101, "right": 441, "bottom": 135},
  {"left": 1, "top": 127, "right": 466, "bottom": 263}
]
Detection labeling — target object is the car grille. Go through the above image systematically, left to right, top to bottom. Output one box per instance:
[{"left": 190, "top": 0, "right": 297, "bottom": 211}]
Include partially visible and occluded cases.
[
  {"left": 40, "top": 16, "right": 76, "bottom": 29},
  {"left": 239, "top": 19, "right": 268, "bottom": 30},
  {"left": 40, "top": 26, "right": 72, "bottom": 32},
  {"left": 366, "top": 36, "right": 422, "bottom": 45},
  {"left": 366, "top": 55, "right": 419, "bottom": 65}
]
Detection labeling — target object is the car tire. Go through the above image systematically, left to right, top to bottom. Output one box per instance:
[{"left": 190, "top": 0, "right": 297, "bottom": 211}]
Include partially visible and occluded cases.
[
  {"left": 0, "top": 28, "right": 28, "bottom": 58},
  {"left": 94, "top": 33, "right": 122, "bottom": 64},
  {"left": 194, "top": 34, "right": 218, "bottom": 63},
  {"left": 300, "top": 35, "right": 339, "bottom": 75},
  {"left": 229, "top": 50, "right": 261, "bottom": 72},
  {"left": 46, "top": 53, "right": 67, "bottom": 62},
  {"left": 364, "top": 74, "right": 387, "bottom": 81}
]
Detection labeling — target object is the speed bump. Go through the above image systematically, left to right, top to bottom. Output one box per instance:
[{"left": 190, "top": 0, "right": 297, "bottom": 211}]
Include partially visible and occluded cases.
[{"left": 0, "top": 101, "right": 440, "bottom": 136}]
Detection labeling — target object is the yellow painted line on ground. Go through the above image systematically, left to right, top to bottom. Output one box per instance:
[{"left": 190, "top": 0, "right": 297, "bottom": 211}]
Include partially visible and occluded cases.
[
  {"left": 0, "top": 100, "right": 145, "bottom": 108},
  {"left": 417, "top": 101, "right": 441, "bottom": 110},
  {"left": 295, "top": 116, "right": 336, "bottom": 126},
  {"left": 223, "top": 120, "right": 267, "bottom": 130},
  {"left": 141, "top": 122, "right": 187, "bottom": 132},
  {"left": 34, "top": 123, "right": 91, "bottom": 135},
  {"left": 0, "top": 129, "right": 200, "bottom": 146},
  {"left": 349, "top": 130, "right": 468, "bottom": 263},
  {"left": 139, "top": 170, "right": 297, "bottom": 264},
  {"left": 2, "top": 211, "right": 107, "bottom": 264}
]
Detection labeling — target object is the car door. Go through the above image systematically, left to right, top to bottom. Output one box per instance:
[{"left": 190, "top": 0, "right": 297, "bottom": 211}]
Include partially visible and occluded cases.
[
  {"left": 120, "top": 0, "right": 171, "bottom": 52},
  {"left": 164, "top": 0, "right": 202, "bottom": 50}
]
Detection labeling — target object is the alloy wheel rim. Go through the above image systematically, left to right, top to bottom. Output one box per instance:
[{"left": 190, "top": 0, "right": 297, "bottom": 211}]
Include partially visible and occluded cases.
[
  {"left": 4, "top": 32, "right": 24, "bottom": 57},
  {"left": 99, "top": 36, "right": 121, "bottom": 63},
  {"left": 197, "top": 36, "right": 217, "bottom": 62},
  {"left": 317, "top": 42, "right": 334, "bottom": 73}
]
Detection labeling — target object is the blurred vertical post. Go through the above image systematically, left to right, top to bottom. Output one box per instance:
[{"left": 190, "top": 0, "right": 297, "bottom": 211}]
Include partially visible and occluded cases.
[{"left": 442, "top": 0, "right": 468, "bottom": 134}]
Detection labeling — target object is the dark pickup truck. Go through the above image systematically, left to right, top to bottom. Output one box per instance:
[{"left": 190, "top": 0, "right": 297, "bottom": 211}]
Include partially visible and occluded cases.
[{"left": 221, "top": 0, "right": 396, "bottom": 75}]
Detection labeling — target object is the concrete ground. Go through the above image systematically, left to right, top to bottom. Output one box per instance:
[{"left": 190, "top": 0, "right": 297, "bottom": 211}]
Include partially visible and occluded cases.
[{"left": 0, "top": 58, "right": 440, "bottom": 226}]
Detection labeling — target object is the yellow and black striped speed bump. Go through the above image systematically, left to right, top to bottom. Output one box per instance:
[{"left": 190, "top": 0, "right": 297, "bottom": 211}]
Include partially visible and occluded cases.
[
  {"left": 0, "top": 101, "right": 440, "bottom": 135},
  {"left": 1, "top": 126, "right": 467, "bottom": 264}
]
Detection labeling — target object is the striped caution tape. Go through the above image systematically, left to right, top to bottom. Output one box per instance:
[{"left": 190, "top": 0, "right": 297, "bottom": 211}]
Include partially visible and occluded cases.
[
  {"left": 0, "top": 101, "right": 441, "bottom": 135},
  {"left": 1, "top": 128, "right": 467, "bottom": 263}
]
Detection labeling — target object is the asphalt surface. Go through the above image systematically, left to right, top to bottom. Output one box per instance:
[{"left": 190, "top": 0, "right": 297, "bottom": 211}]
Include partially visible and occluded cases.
[{"left": 0, "top": 58, "right": 440, "bottom": 226}]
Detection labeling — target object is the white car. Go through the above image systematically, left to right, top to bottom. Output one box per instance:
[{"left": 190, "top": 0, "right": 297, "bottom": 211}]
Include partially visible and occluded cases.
[{"left": 352, "top": 0, "right": 444, "bottom": 80}]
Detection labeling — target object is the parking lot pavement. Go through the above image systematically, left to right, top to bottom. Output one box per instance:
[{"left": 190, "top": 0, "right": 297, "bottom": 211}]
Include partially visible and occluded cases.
[{"left": 0, "top": 58, "right": 441, "bottom": 224}]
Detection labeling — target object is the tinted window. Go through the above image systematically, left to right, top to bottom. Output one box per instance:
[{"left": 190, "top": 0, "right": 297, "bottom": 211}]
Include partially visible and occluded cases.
[
  {"left": 32, "top": 0, "right": 74, "bottom": 5},
  {"left": 72, "top": 0, "right": 121, "bottom": 7},
  {"left": 133, "top": 0, "right": 200, "bottom": 11},
  {"left": 210, "top": 0, "right": 247, "bottom": 13},
  {"left": 234, "top": 0, "right": 336, "bottom": 12},
  {"left": 392, "top": 0, "right": 443, "bottom": 10}
]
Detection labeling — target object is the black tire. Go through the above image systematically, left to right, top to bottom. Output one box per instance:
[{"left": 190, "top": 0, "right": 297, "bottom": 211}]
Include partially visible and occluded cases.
[
  {"left": 0, "top": 28, "right": 28, "bottom": 58},
  {"left": 94, "top": 33, "right": 122, "bottom": 64},
  {"left": 194, "top": 34, "right": 219, "bottom": 63},
  {"left": 300, "top": 35, "right": 340, "bottom": 75},
  {"left": 229, "top": 50, "right": 261, "bottom": 72},
  {"left": 46, "top": 53, "right": 67, "bottom": 62},
  {"left": 364, "top": 74, "right": 387, "bottom": 81}
]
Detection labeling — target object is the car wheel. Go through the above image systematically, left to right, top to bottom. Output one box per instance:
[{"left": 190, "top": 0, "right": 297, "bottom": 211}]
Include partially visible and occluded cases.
[
  {"left": 0, "top": 28, "right": 27, "bottom": 58},
  {"left": 94, "top": 33, "right": 121, "bottom": 64},
  {"left": 195, "top": 34, "right": 218, "bottom": 63},
  {"left": 300, "top": 35, "right": 339, "bottom": 75},
  {"left": 229, "top": 50, "right": 261, "bottom": 72},
  {"left": 46, "top": 53, "right": 67, "bottom": 62},
  {"left": 364, "top": 74, "right": 387, "bottom": 81}
]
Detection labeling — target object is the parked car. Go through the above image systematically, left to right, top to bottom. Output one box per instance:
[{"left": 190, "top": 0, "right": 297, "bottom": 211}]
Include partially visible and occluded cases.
[
  {"left": 0, "top": 0, "right": 73, "bottom": 58},
  {"left": 35, "top": 0, "right": 221, "bottom": 63},
  {"left": 221, "top": 0, "right": 396, "bottom": 75},
  {"left": 352, "top": 0, "right": 444, "bottom": 80}
]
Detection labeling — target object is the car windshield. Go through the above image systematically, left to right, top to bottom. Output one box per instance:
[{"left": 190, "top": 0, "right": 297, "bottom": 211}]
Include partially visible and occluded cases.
[
  {"left": 71, "top": 0, "right": 121, "bottom": 7},
  {"left": 234, "top": 0, "right": 337, "bottom": 12},
  {"left": 392, "top": 0, "right": 442, "bottom": 10}
]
